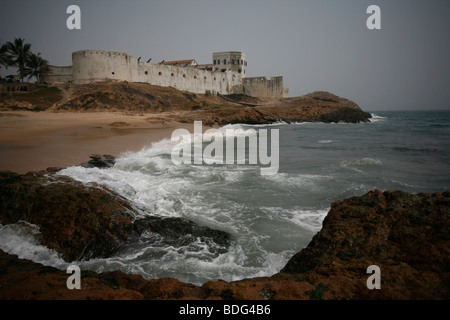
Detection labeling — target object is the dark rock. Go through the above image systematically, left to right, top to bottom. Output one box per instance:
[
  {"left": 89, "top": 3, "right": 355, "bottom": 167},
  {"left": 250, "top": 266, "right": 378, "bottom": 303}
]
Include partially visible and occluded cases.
[
  {"left": 168, "top": 91, "right": 371, "bottom": 126},
  {"left": 253, "top": 91, "right": 372, "bottom": 124},
  {"left": 310, "top": 91, "right": 339, "bottom": 102},
  {"left": 319, "top": 107, "right": 372, "bottom": 123},
  {"left": 80, "top": 154, "right": 116, "bottom": 169},
  {"left": 102, "top": 154, "right": 116, "bottom": 163},
  {"left": 79, "top": 162, "right": 95, "bottom": 168},
  {"left": 45, "top": 167, "right": 64, "bottom": 174},
  {"left": 0, "top": 170, "right": 231, "bottom": 263},
  {"left": 0, "top": 171, "right": 133, "bottom": 261},
  {"left": 1, "top": 172, "right": 448, "bottom": 300},
  {"left": 0, "top": 189, "right": 449, "bottom": 299},
  {"left": 281, "top": 190, "right": 450, "bottom": 275},
  {"left": 133, "top": 216, "right": 230, "bottom": 247},
  {"left": 0, "top": 249, "right": 144, "bottom": 300},
  {"left": 98, "top": 270, "right": 148, "bottom": 292},
  {"left": 140, "top": 277, "right": 200, "bottom": 300}
]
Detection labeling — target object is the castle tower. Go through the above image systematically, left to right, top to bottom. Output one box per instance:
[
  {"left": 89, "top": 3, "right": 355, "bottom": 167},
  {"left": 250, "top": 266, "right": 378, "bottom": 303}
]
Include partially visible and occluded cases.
[
  {"left": 72, "top": 50, "right": 133, "bottom": 84},
  {"left": 212, "top": 51, "right": 247, "bottom": 76}
]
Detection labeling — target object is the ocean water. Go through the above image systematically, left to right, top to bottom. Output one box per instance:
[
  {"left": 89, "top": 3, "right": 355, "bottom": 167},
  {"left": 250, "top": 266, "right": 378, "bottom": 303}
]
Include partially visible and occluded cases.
[{"left": 1, "top": 110, "right": 449, "bottom": 285}]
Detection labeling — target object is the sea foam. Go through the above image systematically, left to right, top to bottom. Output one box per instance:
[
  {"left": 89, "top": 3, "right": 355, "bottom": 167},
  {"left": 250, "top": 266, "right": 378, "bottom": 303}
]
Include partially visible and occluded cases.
[{"left": 0, "top": 221, "right": 68, "bottom": 269}]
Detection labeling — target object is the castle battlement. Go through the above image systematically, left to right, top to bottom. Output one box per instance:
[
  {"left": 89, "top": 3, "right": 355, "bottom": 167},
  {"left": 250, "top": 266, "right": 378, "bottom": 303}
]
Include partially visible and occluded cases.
[{"left": 43, "top": 50, "right": 288, "bottom": 98}]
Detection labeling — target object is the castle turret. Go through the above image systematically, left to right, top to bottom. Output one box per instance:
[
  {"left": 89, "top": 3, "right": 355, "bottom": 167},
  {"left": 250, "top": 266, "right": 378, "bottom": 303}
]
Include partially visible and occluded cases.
[
  {"left": 72, "top": 50, "right": 133, "bottom": 84},
  {"left": 212, "top": 51, "right": 247, "bottom": 76}
]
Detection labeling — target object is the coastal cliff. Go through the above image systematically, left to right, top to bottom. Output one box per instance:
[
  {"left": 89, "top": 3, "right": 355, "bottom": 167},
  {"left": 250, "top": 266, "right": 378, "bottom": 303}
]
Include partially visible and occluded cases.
[
  {"left": 0, "top": 82, "right": 371, "bottom": 124},
  {"left": 0, "top": 170, "right": 448, "bottom": 300}
]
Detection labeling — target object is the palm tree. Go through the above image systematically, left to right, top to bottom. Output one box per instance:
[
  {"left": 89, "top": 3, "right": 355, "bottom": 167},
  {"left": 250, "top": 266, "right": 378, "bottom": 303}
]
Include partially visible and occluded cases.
[
  {"left": 5, "top": 38, "right": 32, "bottom": 81},
  {"left": 0, "top": 42, "right": 13, "bottom": 70},
  {"left": 24, "top": 53, "right": 49, "bottom": 83}
]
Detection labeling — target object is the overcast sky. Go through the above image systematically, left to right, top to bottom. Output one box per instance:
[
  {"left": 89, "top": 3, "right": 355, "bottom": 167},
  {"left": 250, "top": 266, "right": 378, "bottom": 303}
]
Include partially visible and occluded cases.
[{"left": 1, "top": 0, "right": 449, "bottom": 111}]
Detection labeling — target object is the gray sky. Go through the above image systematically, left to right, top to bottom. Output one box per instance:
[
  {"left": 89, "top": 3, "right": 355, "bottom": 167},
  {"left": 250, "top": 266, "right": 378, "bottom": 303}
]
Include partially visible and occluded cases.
[{"left": 1, "top": 0, "right": 449, "bottom": 111}]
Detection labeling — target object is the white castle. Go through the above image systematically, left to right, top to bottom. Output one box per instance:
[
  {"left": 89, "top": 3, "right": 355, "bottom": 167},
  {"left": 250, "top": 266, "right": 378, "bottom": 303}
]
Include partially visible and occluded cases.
[{"left": 43, "top": 50, "right": 288, "bottom": 98}]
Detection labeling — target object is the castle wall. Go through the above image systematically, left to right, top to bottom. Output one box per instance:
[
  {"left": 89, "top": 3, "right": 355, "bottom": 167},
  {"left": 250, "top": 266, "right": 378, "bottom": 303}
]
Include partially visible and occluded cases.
[
  {"left": 43, "top": 50, "right": 288, "bottom": 98},
  {"left": 71, "top": 50, "right": 243, "bottom": 95},
  {"left": 72, "top": 50, "right": 133, "bottom": 83},
  {"left": 131, "top": 61, "right": 242, "bottom": 95},
  {"left": 43, "top": 66, "right": 73, "bottom": 83},
  {"left": 243, "top": 76, "right": 289, "bottom": 98}
]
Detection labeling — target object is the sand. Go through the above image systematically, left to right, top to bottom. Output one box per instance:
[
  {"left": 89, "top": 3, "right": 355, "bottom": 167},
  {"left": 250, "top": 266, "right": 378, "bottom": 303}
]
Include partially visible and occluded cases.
[{"left": 0, "top": 111, "right": 196, "bottom": 174}]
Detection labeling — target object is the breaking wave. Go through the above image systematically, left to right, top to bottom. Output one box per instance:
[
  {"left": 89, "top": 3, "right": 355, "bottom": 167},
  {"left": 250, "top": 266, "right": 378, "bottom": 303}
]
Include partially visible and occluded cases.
[
  {"left": 3, "top": 111, "right": 446, "bottom": 285},
  {"left": 369, "top": 113, "right": 387, "bottom": 123},
  {"left": 0, "top": 221, "right": 67, "bottom": 268}
]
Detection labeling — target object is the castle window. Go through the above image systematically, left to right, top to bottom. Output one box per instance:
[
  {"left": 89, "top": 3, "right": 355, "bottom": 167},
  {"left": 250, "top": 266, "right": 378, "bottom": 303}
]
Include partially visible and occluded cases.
[
  {"left": 105, "top": 52, "right": 110, "bottom": 57},
  {"left": 224, "top": 59, "right": 227, "bottom": 64},
  {"left": 232, "top": 59, "right": 235, "bottom": 65},
  {"left": 213, "top": 60, "right": 216, "bottom": 65},
  {"left": 217, "top": 60, "right": 220, "bottom": 65},
  {"left": 241, "top": 60, "right": 243, "bottom": 65},
  {"left": 245, "top": 61, "right": 247, "bottom": 66},
  {"left": 238, "top": 69, "right": 241, "bottom": 73},
  {"left": 145, "top": 71, "right": 148, "bottom": 75},
  {"left": 112, "top": 72, "right": 115, "bottom": 75},
  {"left": 159, "top": 72, "right": 162, "bottom": 76},
  {"left": 171, "top": 73, "right": 174, "bottom": 77},
  {"left": 183, "top": 74, "right": 186, "bottom": 78},
  {"left": 194, "top": 76, "right": 197, "bottom": 79},
  {"left": 204, "top": 76, "right": 207, "bottom": 80},
  {"left": 214, "top": 77, "right": 216, "bottom": 81}
]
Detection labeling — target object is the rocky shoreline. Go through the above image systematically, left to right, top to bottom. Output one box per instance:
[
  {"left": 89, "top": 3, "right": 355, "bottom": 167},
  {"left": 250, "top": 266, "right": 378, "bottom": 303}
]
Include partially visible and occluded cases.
[
  {"left": 1, "top": 82, "right": 372, "bottom": 125},
  {"left": 0, "top": 86, "right": 447, "bottom": 300},
  {"left": 164, "top": 91, "right": 372, "bottom": 126},
  {"left": 0, "top": 168, "right": 448, "bottom": 300}
]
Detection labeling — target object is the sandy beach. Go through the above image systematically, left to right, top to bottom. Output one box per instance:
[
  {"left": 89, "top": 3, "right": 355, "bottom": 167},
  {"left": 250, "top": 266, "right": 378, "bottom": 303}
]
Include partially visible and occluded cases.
[{"left": 0, "top": 111, "right": 194, "bottom": 173}]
